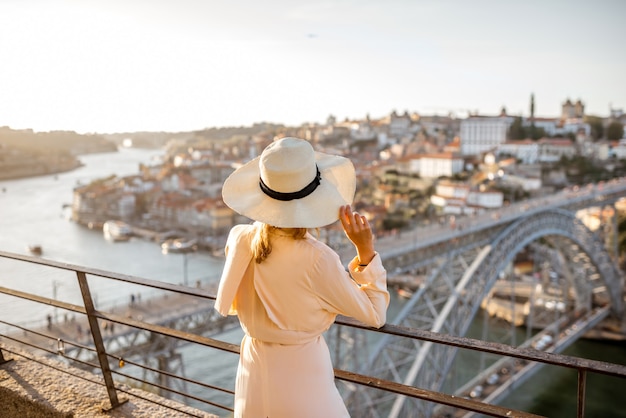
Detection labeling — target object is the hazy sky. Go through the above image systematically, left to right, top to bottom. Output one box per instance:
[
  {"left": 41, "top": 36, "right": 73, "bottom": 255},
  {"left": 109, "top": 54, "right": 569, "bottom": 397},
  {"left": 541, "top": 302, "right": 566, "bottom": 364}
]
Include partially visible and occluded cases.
[{"left": 1, "top": 0, "right": 624, "bottom": 134}]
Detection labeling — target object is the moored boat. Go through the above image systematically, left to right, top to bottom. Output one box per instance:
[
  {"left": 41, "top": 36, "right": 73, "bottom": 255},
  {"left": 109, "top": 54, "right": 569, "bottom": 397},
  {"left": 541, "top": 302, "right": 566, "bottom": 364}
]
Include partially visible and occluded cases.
[
  {"left": 103, "top": 220, "right": 133, "bottom": 242},
  {"left": 161, "top": 238, "right": 198, "bottom": 254}
]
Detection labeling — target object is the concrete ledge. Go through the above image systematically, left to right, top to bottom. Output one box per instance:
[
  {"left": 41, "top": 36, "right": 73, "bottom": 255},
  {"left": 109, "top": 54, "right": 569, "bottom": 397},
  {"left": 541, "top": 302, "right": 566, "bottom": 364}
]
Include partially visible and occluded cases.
[{"left": 0, "top": 345, "right": 220, "bottom": 418}]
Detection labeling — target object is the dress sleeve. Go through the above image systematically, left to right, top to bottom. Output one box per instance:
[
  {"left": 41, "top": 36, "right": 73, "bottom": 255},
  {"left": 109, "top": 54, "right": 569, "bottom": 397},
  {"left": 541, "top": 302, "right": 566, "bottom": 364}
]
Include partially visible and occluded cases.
[
  {"left": 214, "top": 225, "right": 253, "bottom": 316},
  {"left": 309, "top": 250, "right": 389, "bottom": 328}
]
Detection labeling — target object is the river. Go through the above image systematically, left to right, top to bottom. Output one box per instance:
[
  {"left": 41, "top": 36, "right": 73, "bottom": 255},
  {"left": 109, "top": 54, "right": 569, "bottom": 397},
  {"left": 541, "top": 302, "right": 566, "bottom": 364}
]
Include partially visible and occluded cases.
[{"left": 0, "top": 147, "right": 623, "bottom": 417}]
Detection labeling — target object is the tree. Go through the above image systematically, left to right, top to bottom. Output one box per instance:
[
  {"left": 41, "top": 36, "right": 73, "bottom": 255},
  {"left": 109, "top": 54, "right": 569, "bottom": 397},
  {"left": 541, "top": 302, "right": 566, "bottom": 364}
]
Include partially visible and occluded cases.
[
  {"left": 585, "top": 116, "right": 604, "bottom": 140},
  {"left": 507, "top": 117, "right": 546, "bottom": 140},
  {"left": 508, "top": 117, "right": 525, "bottom": 140},
  {"left": 606, "top": 122, "right": 624, "bottom": 141},
  {"left": 529, "top": 125, "right": 546, "bottom": 140}
]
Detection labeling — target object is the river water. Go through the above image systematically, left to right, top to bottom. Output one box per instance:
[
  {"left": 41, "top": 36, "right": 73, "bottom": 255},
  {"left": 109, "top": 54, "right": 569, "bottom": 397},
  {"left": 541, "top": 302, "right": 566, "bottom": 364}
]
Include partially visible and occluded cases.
[{"left": 0, "top": 147, "right": 623, "bottom": 417}]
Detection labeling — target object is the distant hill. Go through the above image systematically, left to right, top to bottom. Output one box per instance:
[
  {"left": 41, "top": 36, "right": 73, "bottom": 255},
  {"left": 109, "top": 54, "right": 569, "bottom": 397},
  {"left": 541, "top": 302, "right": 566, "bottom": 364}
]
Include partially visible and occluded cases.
[
  {"left": 102, "top": 122, "right": 285, "bottom": 149},
  {"left": 0, "top": 123, "right": 286, "bottom": 179},
  {"left": 0, "top": 126, "right": 117, "bottom": 155},
  {"left": 0, "top": 127, "right": 117, "bottom": 180}
]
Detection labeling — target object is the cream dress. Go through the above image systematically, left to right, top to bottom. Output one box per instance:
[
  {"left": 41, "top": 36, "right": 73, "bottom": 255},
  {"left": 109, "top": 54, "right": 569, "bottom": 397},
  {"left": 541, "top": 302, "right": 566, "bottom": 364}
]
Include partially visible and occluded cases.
[{"left": 215, "top": 223, "right": 389, "bottom": 418}]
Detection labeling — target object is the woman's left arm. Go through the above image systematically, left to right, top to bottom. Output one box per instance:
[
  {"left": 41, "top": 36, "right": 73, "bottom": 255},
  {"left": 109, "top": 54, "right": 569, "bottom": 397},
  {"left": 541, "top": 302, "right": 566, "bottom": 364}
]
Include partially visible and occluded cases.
[{"left": 311, "top": 249, "right": 389, "bottom": 328}]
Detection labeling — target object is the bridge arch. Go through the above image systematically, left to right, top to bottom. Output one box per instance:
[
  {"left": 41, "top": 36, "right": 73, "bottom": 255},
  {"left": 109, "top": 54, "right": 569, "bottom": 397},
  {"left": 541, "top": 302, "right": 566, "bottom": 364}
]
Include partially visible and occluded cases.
[
  {"left": 475, "top": 208, "right": 622, "bottom": 317},
  {"left": 344, "top": 209, "right": 623, "bottom": 417}
]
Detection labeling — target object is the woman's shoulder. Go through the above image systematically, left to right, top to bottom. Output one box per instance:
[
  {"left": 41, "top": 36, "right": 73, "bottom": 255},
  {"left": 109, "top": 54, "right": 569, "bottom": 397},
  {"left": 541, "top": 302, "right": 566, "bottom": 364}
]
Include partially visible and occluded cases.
[
  {"left": 227, "top": 223, "right": 257, "bottom": 243},
  {"left": 302, "top": 233, "right": 340, "bottom": 258}
]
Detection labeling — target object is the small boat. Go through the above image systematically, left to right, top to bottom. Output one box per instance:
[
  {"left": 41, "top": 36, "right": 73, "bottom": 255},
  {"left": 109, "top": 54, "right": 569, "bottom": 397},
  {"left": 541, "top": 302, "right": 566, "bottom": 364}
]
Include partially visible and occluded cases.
[
  {"left": 103, "top": 220, "right": 132, "bottom": 242},
  {"left": 161, "top": 238, "right": 198, "bottom": 254},
  {"left": 28, "top": 245, "right": 43, "bottom": 255}
]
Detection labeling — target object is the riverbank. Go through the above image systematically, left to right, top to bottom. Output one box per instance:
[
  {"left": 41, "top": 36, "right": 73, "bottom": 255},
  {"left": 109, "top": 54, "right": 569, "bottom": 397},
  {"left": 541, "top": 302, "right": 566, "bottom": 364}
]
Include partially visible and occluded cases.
[{"left": 0, "top": 159, "right": 84, "bottom": 181}]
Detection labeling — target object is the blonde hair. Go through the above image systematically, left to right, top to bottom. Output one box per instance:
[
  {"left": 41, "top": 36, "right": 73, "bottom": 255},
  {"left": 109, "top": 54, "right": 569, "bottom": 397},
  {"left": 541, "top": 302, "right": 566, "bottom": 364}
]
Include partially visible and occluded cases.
[{"left": 252, "top": 223, "right": 308, "bottom": 263}]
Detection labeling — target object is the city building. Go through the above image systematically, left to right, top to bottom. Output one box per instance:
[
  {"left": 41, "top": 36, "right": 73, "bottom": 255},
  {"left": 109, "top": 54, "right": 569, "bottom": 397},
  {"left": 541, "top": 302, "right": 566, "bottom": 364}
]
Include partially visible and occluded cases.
[
  {"left": 460, "top": 111, "right": 515, "bottom": 156},
  {"left": 538, "top": 138, "right": 577, "bottom": 163},
  {"left": 430, "top": 180, "right": 503, "bottom": 215}
]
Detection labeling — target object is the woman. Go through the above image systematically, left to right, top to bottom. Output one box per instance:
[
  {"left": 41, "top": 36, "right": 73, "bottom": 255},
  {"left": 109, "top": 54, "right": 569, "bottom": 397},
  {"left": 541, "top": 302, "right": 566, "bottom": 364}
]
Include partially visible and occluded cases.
[{"left": 215, "top": 137, "right": 389, "bottom": 417}]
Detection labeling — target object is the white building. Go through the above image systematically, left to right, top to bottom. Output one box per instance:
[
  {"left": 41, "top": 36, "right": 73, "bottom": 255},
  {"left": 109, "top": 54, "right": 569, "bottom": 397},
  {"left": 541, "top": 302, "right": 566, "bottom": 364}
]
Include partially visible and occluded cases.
[
  {"left": 388, "top": 110, "right": 413, "bottom": 138},
  {"left": 460, "top": 114, "right": 515, "bottom": 156},
  {"left": 524, "top": 117, "right": 559, "bottom": 136},
  {"left": 350, "top": 118, "right": 377, "bottom": 141},
  {"left": 559, "top": 118, "right": 591, "bottom": 138},
  {"left": 538, "top": 138, "right": 576, "bottom": 163},
  {"left": 497, "top": 139, "right": 539, "bottom": 164},
  {"left": 403, "top": 153, "right": 464, "bottom": 178},
  {"left": 420, "top": 154, "right": 464, "bottom": 178},
  {"left": 502, "top": 174, "right": 542, "bottom": 191},
  {"left": 430, "top": 180, "right": 503, "bottom": 215},
  {"left": 466, "top": 190, "right": 503, "bottom": 208}
]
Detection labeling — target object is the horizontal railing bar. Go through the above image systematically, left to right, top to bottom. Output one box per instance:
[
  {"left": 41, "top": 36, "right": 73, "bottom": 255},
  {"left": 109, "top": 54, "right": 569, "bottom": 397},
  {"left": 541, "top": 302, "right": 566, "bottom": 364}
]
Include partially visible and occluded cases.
[
  {"left": 0, "top": 251, "right": 216, "bottom": 300},
  {"left": 4, "top": 280, "right": 625, "bottom": 380},
  {"left": 0, "top": 285, "right": 87, "bottom": 315},
  {"left": 96, "top": 310, "right": 241, "bottom": 355},
  {"left": 335, "top": 313, "right": 626, "bottom": 378},
  {"left": 0, "top": 318, "right": 82, "bottom": 343},
  {"left": 0, "top": 319, "right": 105, "bottom": 363},
  {"left": 0, "top": 334, "right": 61, "bottom": 358},
  {"left": 0, "top": 335, "right": 107, "bottom": 374},
  {"left": 110, "top": 352, "right": 235, "bottom": 397},
  {"left": 112, "top": 368, "right": 233, "bottom": 413},
  {"left": 334, "top": 369, "right": 546, "bottom": 418}
]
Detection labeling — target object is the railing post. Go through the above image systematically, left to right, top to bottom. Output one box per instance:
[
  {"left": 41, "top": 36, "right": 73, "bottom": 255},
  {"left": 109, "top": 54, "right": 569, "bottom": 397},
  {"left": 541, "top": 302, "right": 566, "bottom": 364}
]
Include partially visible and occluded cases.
[
  {"left": 76, "top": 271, "right": 126, "bottom": 410},
  {"left": 0, "top": 347, "right": 14, "bottom": 365},
  {"left": 577, "top": 369, "right": 587, "bottom": 418}
]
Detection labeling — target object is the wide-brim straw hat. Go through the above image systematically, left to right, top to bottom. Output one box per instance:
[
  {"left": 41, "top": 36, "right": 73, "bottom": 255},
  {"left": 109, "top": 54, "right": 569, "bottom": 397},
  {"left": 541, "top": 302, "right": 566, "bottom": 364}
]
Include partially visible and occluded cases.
[{"left": 222, "top": 137, "right": 356, "bottom": 228}]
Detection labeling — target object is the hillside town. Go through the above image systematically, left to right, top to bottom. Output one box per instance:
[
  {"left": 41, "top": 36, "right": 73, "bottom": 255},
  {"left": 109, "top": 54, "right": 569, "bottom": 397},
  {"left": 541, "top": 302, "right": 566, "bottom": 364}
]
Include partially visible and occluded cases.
[{"left": 67, "top": 97, "right": 626, "bottom": 251}]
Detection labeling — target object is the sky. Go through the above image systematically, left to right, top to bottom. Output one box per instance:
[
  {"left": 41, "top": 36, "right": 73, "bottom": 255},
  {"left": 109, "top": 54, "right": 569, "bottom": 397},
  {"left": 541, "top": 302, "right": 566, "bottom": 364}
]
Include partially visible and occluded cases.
[{"left": 0, "top": 0, "right": 624, "bottom": 134}]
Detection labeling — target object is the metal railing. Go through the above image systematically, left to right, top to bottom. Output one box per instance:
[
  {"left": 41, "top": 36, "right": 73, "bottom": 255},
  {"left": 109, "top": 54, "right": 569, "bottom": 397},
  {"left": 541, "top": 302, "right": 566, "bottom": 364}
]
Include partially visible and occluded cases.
[{"left": 1, "top": 250, "right": 625, "bottom": 418}]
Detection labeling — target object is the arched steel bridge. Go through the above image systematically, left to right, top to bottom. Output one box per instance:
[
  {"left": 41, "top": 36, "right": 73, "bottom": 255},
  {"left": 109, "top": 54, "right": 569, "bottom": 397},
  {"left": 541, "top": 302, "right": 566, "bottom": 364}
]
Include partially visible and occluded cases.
[{"left": 331, "top": 179, "right": 626, "bottom": 417}]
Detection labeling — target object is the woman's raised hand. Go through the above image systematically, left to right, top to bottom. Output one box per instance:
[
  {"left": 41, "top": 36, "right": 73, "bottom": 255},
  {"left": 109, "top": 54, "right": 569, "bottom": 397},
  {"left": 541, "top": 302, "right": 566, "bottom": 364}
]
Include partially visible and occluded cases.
[{"left": 339, "top": 205, "right": 376, "bottom": 265}]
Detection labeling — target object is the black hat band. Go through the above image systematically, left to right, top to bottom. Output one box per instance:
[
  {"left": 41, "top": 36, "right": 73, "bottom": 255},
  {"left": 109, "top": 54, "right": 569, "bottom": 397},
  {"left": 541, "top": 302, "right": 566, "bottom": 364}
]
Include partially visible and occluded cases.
[{"left": 259, "top": 166, "right": 321, "bottom": 201}]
